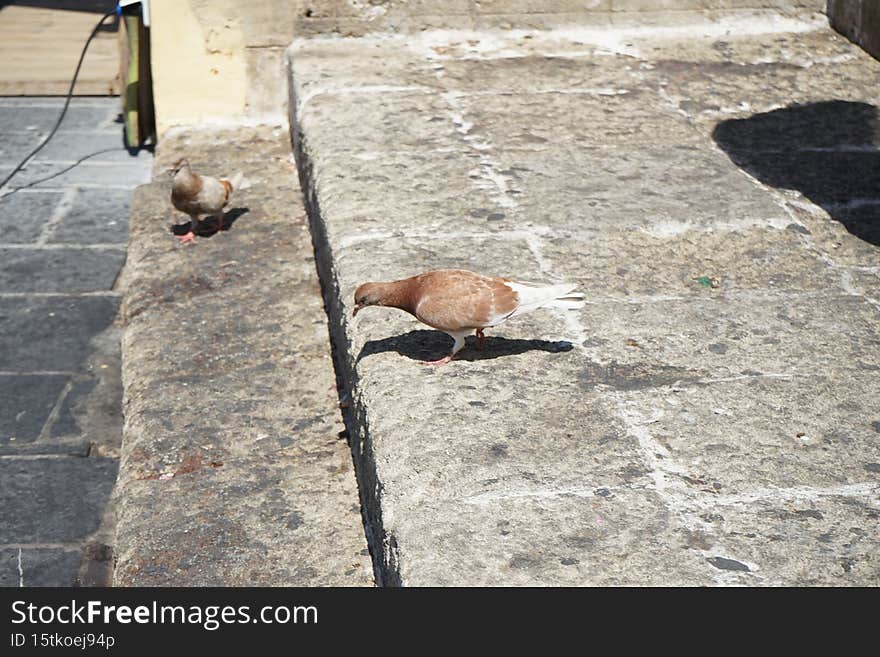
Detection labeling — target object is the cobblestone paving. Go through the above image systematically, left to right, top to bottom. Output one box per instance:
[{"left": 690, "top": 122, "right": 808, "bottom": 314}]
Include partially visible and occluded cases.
[{"left": 0, "top": 97, "right": 150, "bottom": 586}]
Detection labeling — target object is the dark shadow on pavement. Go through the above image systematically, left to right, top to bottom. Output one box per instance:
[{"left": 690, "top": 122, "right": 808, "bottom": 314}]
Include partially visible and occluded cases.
[
  {"left": 712, "top": 100, "right": 880, "bottom": 245},
  {"left": 170, "top": 207, "right": 250, "bottom": 238},
  {"left": 357, "top": 329, "right": 573, "bottom": 364}
]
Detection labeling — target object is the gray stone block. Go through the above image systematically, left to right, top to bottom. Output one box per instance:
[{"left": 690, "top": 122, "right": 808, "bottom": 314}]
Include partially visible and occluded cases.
[
  {"left": 290, "top": 14, "right": 880, "bottom": 585},
  {"left": 0, "top": 103, "right": 119, "bottom": 134},
  {"left": 115, "top": 128, "right": 373, "bottom": 586},
  {"left": 0, "top": 131, "right": 42, "bottom": 164},
  {"left": 0, "top": 131, "right": 134, "bottom": 169},
  {"left": 32, "top": 131, "right": 131, "bottom": 164},
  {"left": 8, "top": 160, "right": 150, "bottom": 190},
  {"left": 48, "top": 188, "right": 132, "bottom": 245},
  {"left": 0, "top": 191, "right": 63, "bottom": 244},
  {"left": 0, "top": 248, "right": 126, "bottom": 293},
  {"left": 571, "top": 294, "right": 880, "bottom": 375},
  {"left": 0, "top": 296, "right": 119, "bottom": 371},
  {"left": 616, "top": 373, "right": 880, "bottom": 494},
  {"left": 0, "top": 374, "right": 67, "bottom": 444},
  {"left": 49, "top": 378, "right": 98, "bottom": 439},
  {"left": 0, "top": 439, "right": 91, "bottom": 457},
  {"left": 0, "top": 456, "right": 117, "bottom": 543},
  {"left": 0, "top": 547, "right": 82, "bottom": 587}
]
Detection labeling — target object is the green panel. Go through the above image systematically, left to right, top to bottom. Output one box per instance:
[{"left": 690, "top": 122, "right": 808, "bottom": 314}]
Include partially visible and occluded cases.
[{"left": 123, "top": 14, "right": 140, "bottom": 148}]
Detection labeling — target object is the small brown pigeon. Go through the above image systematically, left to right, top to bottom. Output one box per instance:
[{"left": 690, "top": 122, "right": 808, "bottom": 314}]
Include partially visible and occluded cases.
[
  {"left": 170, "top": 158, "right": 243, "bottom": 244},
  {"left": 353, "top": 269, "right": 584, "bottom": 365}
]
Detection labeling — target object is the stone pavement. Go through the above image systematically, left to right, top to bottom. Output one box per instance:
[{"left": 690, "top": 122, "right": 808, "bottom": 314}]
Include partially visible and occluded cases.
[
  {"left": 290, "top": 11, "right": 880, "bottom": 584},
  {"left": 0, "top": 97, "right": 150, "bottom": 586},
  {"left": 114, "top": 128, "right": 373, "bottom": 586}
]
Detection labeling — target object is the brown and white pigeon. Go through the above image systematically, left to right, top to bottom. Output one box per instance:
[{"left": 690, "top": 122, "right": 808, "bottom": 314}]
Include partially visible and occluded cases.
[
  {"left": 170, "top": 158, "right": 243, "bottom": 244},
  {"left": 353, "top": 269, "right": 584, "bottom": 365}
]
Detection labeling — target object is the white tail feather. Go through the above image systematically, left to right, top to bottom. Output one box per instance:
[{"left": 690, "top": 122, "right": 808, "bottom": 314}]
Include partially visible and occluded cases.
[
  {"left": 227, "top": 172, "right": 244, "bottom": 192},
  {"left": 506, "top": 281, "right": 584, "bottom": 319},
  {"left": 547, "top": 296, "right": 585, "bottom": 310}
]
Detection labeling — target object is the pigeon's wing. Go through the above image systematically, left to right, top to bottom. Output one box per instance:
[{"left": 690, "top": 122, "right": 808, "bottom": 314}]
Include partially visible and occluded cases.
[
  {"left": 192, "top": 176, "right": 230, "bottom": 215},
  {"left": 413, "top": 270, "right": 519, "bottom": 331}
]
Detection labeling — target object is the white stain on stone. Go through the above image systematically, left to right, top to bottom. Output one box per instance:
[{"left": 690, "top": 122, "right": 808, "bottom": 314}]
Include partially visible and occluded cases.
[
  {"left": 346, "top": 0, "right": 387, "bottom": 22},
  {"left": 296, "top": 84, "right": 434, "bottom": 114},
  {"left": 441, "top": 91, "right": 517, "bottom": 209},
  {"left": 37, "top": 187, "right": 77, "bottom": 245},
  {"left": 17, "top": 548, "right": 24, "bottom": 587}
]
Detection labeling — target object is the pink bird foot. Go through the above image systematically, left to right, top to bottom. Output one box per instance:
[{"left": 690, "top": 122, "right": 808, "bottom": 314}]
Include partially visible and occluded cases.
[
  {"left": 175, "top": 231, "right": 197, "bottom": 245},
  {"left": 475, "top": 328, "right": 486, "bottom": 350},
  {"left": 423, "top": 354, "right": 455, "bottom": 367}
]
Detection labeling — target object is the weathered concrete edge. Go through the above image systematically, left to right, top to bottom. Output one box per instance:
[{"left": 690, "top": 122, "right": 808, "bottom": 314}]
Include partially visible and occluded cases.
[
  {"left": 827, "top": 0, "right": 880, "bottom": 60},
  {"left": 292, "top": 3, "right": 827, "bottom": 37},
  {"left": 286, "top": 52, "right": 399, "bottom": 587},
  {"left": 112, "top": 130, "right": 374, "bottom": 586}
]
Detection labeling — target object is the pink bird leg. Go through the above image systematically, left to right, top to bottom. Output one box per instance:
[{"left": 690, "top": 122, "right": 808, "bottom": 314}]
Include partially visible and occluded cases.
[
  {"left": 175, "top": 218, "right": 198, "bottom": 244},
  {"left": 475, "top": 328, "right": 486, "bottom": 350},
  {"left": 422, "top": 331, "right": 468, "bottom": 366},
  {"left": 423, "top": 354, "right": 455, "bottom": 367}
]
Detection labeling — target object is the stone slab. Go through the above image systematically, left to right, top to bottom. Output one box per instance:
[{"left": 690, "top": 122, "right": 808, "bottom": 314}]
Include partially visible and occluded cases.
[
  {"left": 288, "top": 2, "right": 826, "bottom": 36},
  {"left": 290, "top": 12, "right": 880, "bottom": 585},
  {"left": 0, "top": 97, "right": 148, "bottom": 588},
  {"left": 0, "top": 102, "right": 121, "bottom": 134},
  {"left": 114, "top": 128, "right": 373, "bottom": 586},
  {"left": 0, "top": 131, "right": 131, "bottom": 167},
  {"left": 30, "top": 132, "right": 132, "bottom": 165},
  {"left": 6, "top": 160, "right": 151, "bottom": 191},
  {"left": 47, "top": 188, "right": 132, "bottom": 245},
  {"left": 0, "top": 192, "right": 63, "bottom": 245},
  {"left": 0, "top": 249, "right": 126, "bottom": 293},
  {"left": 0, "top": 297, "right": 119, "bottom": 372},
  {"left": 613, "top": 373, "right": 880, "bottom": 494},
  {"left": 0, "top": 374, "right": 67, "bottom": 445},
  {"left": 0, "top": 374, "right": 68, "bottom": 445},
  {"left": 50, "top": 378, "right": 100, "bottom": 440},
  {"left": 0, "top": 439, "right": 92, "bottom": 458},
  {"left": 0, "top": 457, "right": 117, "bottom": 544},
  {"left": 0, "top": 547, "right": 82, "bottom": 588}
]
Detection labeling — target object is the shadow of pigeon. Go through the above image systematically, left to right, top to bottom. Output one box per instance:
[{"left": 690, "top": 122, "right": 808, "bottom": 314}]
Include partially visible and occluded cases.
[
  {"left": 170, "top": 206, "right": 250, "bottom": 238},
  {"left": 356, "top": 329, "right": 573, "bottom": 364}
]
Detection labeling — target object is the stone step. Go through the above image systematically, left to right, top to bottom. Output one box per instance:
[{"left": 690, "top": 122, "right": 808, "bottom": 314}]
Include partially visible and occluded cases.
[
  {"left": 294, "top": 1, "right": 827, "bottom": 36},
  {"left": 289, "top": 10, "right": 880, "bottom": 585},
  {"left": 113, "top": 128, "right": 373, "bottom": 586}
]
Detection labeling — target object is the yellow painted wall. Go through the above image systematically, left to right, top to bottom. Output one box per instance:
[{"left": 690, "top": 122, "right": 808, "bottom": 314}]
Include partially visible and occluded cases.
[{"left": 150, "top": 0, "right": 288, "bottom": 137}]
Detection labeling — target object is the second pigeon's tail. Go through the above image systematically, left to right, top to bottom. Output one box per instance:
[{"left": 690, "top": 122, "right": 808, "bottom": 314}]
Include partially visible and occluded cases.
[
  {"left": 220, "top": 172, "right": 245, "bottom": 206},
  {"left": 227, "top": 172, "right": 244, "bottom": 193},
  {"left": 506, "top": 281, "right": 585, "bottom": 318},
  {"left": 547, "top": 291, "right": 586, "bottom": 309}
]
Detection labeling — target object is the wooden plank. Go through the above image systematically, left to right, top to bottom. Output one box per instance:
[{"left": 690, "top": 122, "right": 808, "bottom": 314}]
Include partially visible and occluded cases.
[{"left": 0, "top": 6, "right": 120, "bottom": 96}]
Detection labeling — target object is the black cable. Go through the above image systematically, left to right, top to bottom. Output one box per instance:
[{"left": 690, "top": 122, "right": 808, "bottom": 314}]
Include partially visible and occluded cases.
[
  {"left": 0, "top": 9, "right": 117, "bottom": 193},
  {"left": 0, "top": 148, "right": 122, "bottom": 198}
]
